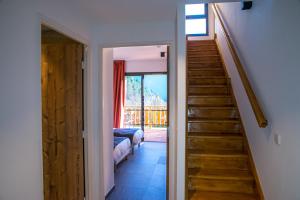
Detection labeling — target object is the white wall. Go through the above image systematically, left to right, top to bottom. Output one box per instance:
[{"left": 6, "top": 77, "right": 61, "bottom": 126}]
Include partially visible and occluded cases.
[
  {"left": 0, "top": 0, "right": 101, "bottom": 200},
  {"left": 176, "top": 1, "right": 186, "bottom": 199},
  {"left": 214, "top": 2, "right": 300, "bottom": 200},
  {"left": 94, "top": 19, "right": 178, "bottom": 199},
  {"left": 95, "top": 20, "right": 175, "bottom": 46},
  {"left": 101, "top": 48, "right": 115, "bottom": 195},
  {"left": 126, "top": 59, "right": 167, "bottom": 73}
]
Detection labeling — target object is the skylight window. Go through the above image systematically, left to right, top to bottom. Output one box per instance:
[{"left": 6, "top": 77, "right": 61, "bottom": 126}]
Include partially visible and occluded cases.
[
  {"left": 185, "top": 4, "right": 209, "bottom": 36},
  {"left": 185, "top": 4, "right": 205, "bottom": 16}
]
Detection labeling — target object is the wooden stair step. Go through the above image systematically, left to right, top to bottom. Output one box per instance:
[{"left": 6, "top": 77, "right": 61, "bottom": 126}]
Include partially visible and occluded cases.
[
  {"left": 188, "top": 40, "right": 215, "bottom": 45},
  {"left": 188, "top": 40, "right": 217, "bottom": 45},
  {"left": 188, "top": 41, "right": 218, "bottom": 51},
  {"left": 188, "top": 42, "right": 216, "bottom": 45},
  {"left": 188, "top": 44, "right": 218, "bottom": 48},
  {"left": 188, "top": 45, "right": 217, "bottom": 48},
  {"left": 188, "top": 45, "right": 217, "bottom": 49},
  {"left": 188, "top": 46, "right": 218, "bottom": 51},
  {"left": 188, "top": 46, "right": 218, "bottom": 50},
  {"left": 186, "top": 48, "right": 220, "bottom": 51},
  {"left": 188, "top": 51, "right": 219, "bottom": 56},
  {"left": 188, "top": 54, "right": 220, "bottom": 58},
  {"left": 188, "top": 55, "right": 221, "bottom": 59},
  {"left": 188, "top": 57, "right": 222, "bottom": 63},
  {"left": 188, "top": 60, "right": 222, "bottom": 65},
  {"left": 188, "top": 63, "right": 223, "bottom": 68},
  {"left": 188, "top": 64, "right": 223, "bottom": 70},
  {"left": 188, "top": 67, "right": 223, "bottom": 71},
  {"left": 188, "top": 67, "right": 225, "bottom": 71},
  {"left": 188, "top": 68, "right": 225, "bottom": 77},
  {"left": 188, "top": 77, "right": 228, "bottom": 85},
  {"left": 189, "top": 85, "right": 230, "bottom": 95},
  {"left": 188, "top": 96, "right": 234, "bottom": 107},
  {"left": 188, "top": 106, "right": 239, "bottom": 119},
  {"left": 188, "top": 119, "right": 241, "bottom": 133},
  {"left": 188, "top": 131, "right": 242, "bottom": 137},
  {"left": 188, "top": 132, "right": 242, "bottom": 137},
  {"left": 187, "top": 134, "right": 244, "bottom": 152},
  {"left": 188, "top": 149, "right": 246, "bottom": 156},
  {"left": 188, "top": 151, "right": 249, "bottom": 170},
  {"left": 189, "top": 168, "right": 253, "bottom": 180},
  {"left": 188, "top": 179, "right": 256, "bottom": 194},
  {"left": 188, "top": 191, "right": 258, "bottom": 200}
]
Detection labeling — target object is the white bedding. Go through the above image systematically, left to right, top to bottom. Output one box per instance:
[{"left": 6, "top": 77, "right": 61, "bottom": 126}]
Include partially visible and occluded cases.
[
  {"left": 132, "top": 129, "right": 144, "bottom": 145},
  {"left": 113, "top": 138, "right": 131, "bottom": 165}
]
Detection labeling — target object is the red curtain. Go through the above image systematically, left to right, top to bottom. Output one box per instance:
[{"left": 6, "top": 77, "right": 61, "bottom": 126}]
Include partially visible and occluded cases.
[{"left": 113, "top": 60, "right": 126, "bottom": 128}]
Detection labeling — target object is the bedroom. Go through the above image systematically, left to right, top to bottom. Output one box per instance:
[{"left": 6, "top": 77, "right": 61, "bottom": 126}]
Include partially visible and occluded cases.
[{"left": 107, "top": 45, "right": 169, "bottom": 200}]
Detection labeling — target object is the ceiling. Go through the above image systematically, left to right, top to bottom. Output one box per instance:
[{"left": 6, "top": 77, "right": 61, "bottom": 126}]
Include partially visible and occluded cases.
[
  {"left": 74, "top": 0, "right": 178, "bottom": 24},
  {"left": 113, "top": 45, "right": 168, "bottom": 61}
]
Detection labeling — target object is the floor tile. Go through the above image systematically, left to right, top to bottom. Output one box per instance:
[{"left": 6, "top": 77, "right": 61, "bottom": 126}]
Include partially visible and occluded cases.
[{"left": 107, "top": 142, "right": 166, "bottom": 200}]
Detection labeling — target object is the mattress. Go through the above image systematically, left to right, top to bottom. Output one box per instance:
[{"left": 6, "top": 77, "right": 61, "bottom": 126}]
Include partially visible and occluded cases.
[
  {"left": 113, "top": 128, "right": 144, "bottom": 145},
  {"left": 113, "top": 137, "right": 131, "bottom": 165}
]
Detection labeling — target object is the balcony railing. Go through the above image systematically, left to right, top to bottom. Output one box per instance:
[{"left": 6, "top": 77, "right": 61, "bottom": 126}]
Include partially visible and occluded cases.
[{"left": 124, "top": 106, "right": 167, "bottom": 128}]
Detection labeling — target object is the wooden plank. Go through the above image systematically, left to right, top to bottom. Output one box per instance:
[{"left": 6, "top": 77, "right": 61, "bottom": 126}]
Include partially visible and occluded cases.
[{"left": 42, "top": 36, "right": 84, "bottom": 200}]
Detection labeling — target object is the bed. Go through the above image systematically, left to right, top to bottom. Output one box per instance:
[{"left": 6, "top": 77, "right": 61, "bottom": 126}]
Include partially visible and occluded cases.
[
  {"left": 113, "top": 128, "right": 144, "bottom": 154},
  {"left": 113, "top": 137, "right": 131, "bottom": 166}
]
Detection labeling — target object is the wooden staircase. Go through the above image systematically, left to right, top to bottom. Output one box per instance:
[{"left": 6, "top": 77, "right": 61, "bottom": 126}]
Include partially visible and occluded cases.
[{"left": 186, "top": 40, "right": 261, "bottom": 200}]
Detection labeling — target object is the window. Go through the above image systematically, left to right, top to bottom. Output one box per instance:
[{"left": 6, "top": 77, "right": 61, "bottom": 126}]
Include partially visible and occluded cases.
[
  {"left": 185, "top": 4, "right": 209, "bottom": 36},
  {"left": 124, "top": 74, "right": 168, "bottom": 130}
]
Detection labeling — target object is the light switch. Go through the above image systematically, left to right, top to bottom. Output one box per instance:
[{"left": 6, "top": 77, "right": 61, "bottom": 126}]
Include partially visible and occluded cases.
[{"left": 274, "top": 133, "right": 281, "bottom": 145}]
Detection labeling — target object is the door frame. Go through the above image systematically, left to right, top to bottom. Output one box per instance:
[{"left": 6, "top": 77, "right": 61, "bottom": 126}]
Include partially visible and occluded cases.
[
  {"left": 39, "top": 15, "right": 92, "bottom": 200},
  {"left": 100, "top": 41, "right": 175, "bottom": 200}
]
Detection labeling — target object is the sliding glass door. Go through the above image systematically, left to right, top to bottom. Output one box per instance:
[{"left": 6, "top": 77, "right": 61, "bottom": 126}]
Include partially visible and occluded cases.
[
  {"left": 124, "top": 73, "right": 167, "bottom": 142},
  {"left": 143, "top": 74, "right": 167, "bottom": 142},
  {"left": 144, "top": 74, "right": 168, "bottom": 129},
  {"left": 124, "top": 76, "right": 142, "bottom": 128}
]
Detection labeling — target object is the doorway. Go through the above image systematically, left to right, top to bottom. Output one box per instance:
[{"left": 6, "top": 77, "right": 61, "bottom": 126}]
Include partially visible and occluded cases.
[
  {"left": 41, "top": 25, "right": 86, "bottom": 200},
  {"left": 107, "top": 45, "right": 169, "bottom": 200}
]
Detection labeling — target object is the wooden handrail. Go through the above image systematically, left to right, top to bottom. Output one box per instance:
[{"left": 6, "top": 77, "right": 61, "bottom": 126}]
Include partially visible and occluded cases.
[{"left": 212, "top": 4, "right": 268, "bottom": 128}]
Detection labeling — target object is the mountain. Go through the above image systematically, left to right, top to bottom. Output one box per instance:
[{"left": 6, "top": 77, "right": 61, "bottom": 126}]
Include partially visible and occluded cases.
[{"left": 125, "top": 76, "right": 167, "bottom": 106}]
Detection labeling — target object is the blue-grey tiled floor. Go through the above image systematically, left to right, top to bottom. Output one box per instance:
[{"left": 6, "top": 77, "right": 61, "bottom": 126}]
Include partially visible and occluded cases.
[{"left": 107, "top": 142, "right": 167, "bottom": 200}]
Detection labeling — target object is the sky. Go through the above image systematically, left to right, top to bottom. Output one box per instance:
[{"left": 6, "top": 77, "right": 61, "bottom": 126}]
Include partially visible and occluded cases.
[{"left": 144, "top": 74, "right": 167, "bottom": 102}]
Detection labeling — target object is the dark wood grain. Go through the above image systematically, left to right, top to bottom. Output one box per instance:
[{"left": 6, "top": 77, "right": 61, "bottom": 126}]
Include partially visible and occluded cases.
[{"left": 42, "top": 32, "right": 84, "bottom": 200}]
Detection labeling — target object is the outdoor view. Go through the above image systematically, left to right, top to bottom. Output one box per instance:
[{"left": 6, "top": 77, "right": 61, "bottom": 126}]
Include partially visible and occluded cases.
[{"left": 124, "top": 74, "right": 167, "bottom": 142}]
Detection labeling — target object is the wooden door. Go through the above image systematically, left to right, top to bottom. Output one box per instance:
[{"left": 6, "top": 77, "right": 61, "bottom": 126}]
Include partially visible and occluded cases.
[{"left": 41, "top": 33, "right": 84, "bottom": 200}]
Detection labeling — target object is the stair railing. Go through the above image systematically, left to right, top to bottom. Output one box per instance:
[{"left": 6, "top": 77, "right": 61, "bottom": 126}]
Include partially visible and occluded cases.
[{"left": 212, "top": 4, "right": 268, "bottom": 128}]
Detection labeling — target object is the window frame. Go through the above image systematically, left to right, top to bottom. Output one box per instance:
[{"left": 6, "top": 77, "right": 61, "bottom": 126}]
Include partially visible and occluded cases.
[{"left": 185, "top": 3, "right": 209, "bottom": 36}]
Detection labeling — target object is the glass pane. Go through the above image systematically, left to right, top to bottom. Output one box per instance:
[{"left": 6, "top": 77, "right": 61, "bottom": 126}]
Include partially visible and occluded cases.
[
  {"left": 185, "top": 4, "right": 205, "bottom": 16},
  {"left": 186, "top": 18, "right": 207, "bottom": 35},
  {"left": 143, "top": 74, "right": 167, "bottom": 142},
  {"left": 144, "top": 74, "right": 167, "bottom": 127},
  {"left": 124, "top": 76, "right": 142, "bottom": 128}
]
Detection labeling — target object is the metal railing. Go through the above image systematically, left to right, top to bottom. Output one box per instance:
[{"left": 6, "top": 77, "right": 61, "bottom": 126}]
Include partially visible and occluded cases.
[{"left": 124, "top": 106, "right": 167, "bottom": 128}]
